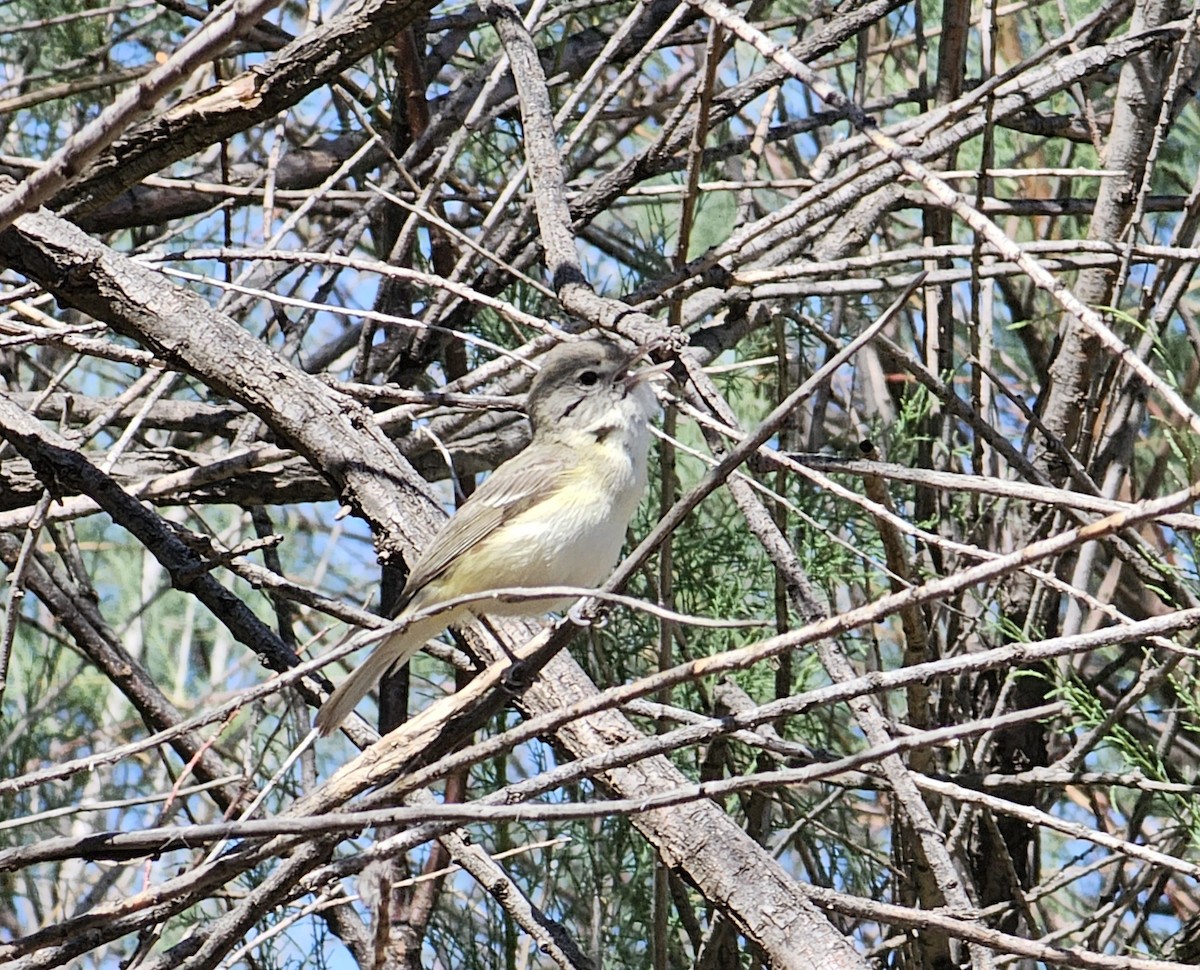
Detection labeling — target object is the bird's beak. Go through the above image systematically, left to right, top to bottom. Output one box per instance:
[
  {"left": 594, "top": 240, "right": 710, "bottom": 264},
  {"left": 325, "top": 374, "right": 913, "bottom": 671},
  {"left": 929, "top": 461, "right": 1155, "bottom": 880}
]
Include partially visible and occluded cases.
[
  {"left": 620, "top": 346, "right": 674, "bottom": 389},
  {"left": 626, "top": 358, "right": 673, "bottom": 388}
]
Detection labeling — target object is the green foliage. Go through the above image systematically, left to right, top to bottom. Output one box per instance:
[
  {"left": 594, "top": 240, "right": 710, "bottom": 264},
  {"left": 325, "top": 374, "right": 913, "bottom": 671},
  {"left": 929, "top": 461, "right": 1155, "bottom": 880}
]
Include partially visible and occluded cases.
[
  {"left": 686, "top": 189, "right": 737, "bottom": 260},
  {"left": 1058, "top": 664, "right": 1200, "bottom": 849}
]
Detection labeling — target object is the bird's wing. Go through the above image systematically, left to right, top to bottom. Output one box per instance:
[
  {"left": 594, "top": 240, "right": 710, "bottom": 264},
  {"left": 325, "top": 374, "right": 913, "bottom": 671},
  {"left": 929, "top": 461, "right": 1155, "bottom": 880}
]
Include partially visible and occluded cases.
[{"left": 395, "top": 444, "right": 576, "bottom": 610}]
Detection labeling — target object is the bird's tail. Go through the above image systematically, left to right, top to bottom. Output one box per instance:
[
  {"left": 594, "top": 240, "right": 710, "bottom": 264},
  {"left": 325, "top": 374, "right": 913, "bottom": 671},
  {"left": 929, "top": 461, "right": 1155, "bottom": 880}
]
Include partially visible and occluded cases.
[{"left": 315, "top": 612, "right": 450, "bottom": 736}]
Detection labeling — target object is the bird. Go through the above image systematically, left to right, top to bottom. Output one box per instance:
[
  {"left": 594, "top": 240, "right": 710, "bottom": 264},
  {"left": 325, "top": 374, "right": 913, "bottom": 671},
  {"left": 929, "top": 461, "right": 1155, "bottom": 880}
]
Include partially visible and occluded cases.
[{"left": 315, "top": 337, "right": 659, "bottom": 735}]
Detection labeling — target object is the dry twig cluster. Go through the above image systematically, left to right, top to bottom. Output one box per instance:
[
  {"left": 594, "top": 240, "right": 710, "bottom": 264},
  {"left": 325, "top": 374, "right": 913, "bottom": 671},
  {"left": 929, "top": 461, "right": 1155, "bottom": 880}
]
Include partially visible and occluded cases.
[{"left": 2, "top": 0, "right": 1200, "bottom": 967}]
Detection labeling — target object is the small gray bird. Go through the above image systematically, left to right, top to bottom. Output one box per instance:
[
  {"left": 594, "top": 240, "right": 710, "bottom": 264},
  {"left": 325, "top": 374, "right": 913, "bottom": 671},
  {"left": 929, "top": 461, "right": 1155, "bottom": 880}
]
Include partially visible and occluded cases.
[{"left": 316, "top": 339, "right": 658, "bottom": 735}]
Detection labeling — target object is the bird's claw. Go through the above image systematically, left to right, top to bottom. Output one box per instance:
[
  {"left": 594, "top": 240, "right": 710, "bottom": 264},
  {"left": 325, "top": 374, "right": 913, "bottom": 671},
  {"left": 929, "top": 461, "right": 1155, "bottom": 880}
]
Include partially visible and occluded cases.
[{"left": 567, "top": 602, "right": 608, "bottom": 628}]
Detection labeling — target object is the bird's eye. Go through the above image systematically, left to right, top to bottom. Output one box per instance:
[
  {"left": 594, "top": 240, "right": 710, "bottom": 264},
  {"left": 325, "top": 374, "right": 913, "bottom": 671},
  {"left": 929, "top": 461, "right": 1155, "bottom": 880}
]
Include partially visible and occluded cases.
[{"left": 578, "top": 370, "right": 600, "bottom": 386}]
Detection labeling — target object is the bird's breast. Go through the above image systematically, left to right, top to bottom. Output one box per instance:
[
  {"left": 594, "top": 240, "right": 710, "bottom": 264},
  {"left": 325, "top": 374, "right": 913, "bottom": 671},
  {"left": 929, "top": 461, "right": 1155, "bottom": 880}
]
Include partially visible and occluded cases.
[{"left": 450, "top": 429, "right": 647, "bottom": 604}]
